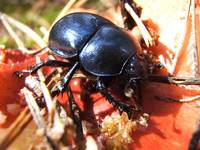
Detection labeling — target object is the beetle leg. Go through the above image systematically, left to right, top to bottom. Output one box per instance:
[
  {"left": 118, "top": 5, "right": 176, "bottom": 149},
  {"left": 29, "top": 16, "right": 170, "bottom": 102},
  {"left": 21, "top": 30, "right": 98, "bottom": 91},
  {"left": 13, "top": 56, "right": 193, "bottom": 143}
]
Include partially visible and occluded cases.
[
  {"left": 15, "top": 60, "right": 71, "bottom": 77},
  {"left": 51, "top": 62, "right": 79, "bottom": 96},
  {"left": 94, "top": 79, "right": 140, "bottom": 119},
  {"left": 66, "top": 86, "right": 84, "bottom": 142}
]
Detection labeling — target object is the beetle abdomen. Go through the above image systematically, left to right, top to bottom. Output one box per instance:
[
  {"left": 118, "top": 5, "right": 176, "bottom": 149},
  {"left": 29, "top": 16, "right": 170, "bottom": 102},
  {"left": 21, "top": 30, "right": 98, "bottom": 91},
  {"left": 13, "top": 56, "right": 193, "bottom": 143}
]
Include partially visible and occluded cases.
[
  {"left": 48, "top": 12, "right": 113, "bottom": 58},
  {"left": 80, "top": 25, "right": 140, "bottom": 76}
]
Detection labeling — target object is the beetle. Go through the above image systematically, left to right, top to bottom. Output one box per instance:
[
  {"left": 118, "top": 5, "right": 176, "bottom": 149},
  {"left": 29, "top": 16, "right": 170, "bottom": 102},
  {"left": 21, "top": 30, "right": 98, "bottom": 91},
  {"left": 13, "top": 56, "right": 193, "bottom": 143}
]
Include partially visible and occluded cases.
[
  {"left": 14, "top": 5, "right": 200, "bottom": 149},
  {"left": 16, "top": 12, "right": 149, "bottom": 119}
]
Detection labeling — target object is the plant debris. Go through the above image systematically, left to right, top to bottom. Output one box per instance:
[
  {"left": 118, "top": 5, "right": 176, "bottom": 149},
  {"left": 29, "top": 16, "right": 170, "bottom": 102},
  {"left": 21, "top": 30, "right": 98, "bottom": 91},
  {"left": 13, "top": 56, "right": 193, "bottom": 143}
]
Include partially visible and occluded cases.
[{"left": 101, "top": 112, "right": 149, "bottom": 150}]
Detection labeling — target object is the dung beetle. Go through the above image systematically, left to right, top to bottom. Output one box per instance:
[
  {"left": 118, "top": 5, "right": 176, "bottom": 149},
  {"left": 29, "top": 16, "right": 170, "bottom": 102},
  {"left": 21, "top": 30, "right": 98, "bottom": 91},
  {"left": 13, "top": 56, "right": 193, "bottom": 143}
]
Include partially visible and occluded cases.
[{"left": 16, "top": 12, "right": 148, "bottom": 119}]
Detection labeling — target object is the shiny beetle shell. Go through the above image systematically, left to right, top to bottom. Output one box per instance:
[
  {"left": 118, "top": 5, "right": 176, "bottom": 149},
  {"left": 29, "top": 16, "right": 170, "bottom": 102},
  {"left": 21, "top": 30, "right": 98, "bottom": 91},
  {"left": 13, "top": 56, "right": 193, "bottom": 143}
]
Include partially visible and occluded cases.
[{"left": 48, "top": 12, "right": 141, "bottom": 76}]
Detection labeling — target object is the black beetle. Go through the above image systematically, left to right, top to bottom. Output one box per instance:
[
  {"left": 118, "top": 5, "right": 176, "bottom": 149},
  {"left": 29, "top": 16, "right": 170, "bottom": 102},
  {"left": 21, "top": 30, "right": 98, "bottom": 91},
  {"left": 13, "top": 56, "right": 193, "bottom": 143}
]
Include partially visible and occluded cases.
[{"left": 16, "top": 12, "right": 148, "bottom": 118}]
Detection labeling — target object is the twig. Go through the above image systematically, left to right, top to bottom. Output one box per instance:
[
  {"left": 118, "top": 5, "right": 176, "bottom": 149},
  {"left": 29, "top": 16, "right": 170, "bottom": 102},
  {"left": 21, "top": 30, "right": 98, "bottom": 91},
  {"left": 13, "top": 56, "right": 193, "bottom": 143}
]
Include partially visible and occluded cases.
[
  {"left": 44, "top": 0, "right": 79, "bottom": 41},
  {"left": 53, "top": 0, "right": 79, "bottom": 22},
  {"left": 74, "top": 0, "right": 88, "bottom": 8},
  {"left": 124, "top": 2, "right": 154, "bottom": 47},
  {"left": 0, "top": 12, "right": 46, "bottom": 50},
  {"left": 1, "top": 15, "right": 28, "bottom": 52},
  {"left": 36, "top": 56, "right": 54, "bottom": 112},
  {"left": 36, "top": 56, "right": 70, "bottom": 144},
  {"left": 0, "top": 59, "right": 64, "bottom": 149},
  {"left": 148, "top": 75, "right": 200, "bottom": 85},
  {"left": 22, "top": 88, "right": 46, "bottom": 129},
  {"left": 22, "top": 88, "right": 57, "bottom": 150},
  {"left": 155, "top": 95, "right": 200, "bottom": 103},
  {"left": 0, "top": 107, "right": 32, "bottom": 150}
]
